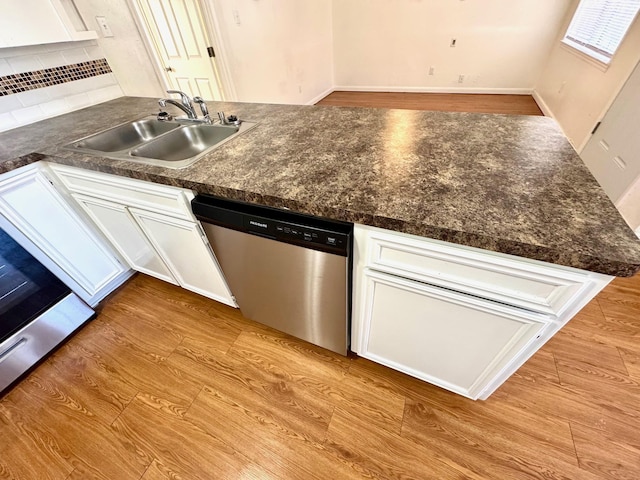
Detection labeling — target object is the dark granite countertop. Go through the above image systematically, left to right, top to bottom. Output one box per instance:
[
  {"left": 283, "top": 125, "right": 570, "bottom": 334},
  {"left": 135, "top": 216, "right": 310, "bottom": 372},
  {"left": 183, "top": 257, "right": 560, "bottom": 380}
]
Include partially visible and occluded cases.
[{"left": 1, "top": 96, "right": 639, "bottom": 277}]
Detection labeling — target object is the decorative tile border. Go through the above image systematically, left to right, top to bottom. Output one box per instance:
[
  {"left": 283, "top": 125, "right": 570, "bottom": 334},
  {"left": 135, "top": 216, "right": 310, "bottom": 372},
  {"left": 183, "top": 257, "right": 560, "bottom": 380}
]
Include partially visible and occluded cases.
[{"left": 0, "top": 58, "right": 112, "bottom": 97}]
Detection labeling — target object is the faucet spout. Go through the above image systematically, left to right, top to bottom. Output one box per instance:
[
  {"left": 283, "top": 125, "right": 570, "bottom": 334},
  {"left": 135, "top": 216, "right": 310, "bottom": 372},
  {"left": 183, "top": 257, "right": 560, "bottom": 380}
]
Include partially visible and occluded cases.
[
  {"left": 166, "top": 89, "right": 195, "bottom": 113},
  {"left": 158, "top": 98, "right": 197, "bottom": 119}
]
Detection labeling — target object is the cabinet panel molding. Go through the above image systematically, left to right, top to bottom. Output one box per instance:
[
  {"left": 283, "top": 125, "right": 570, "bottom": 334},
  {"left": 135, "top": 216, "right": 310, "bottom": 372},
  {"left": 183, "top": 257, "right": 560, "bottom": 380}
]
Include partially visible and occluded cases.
[
  {"left": 0, "top": 163, "right": 129, "bottom": 306},
  {"left": 49, "top": 163, "right": 236, "bottom": 307},
  {"left": 50, "top": 164, "right": 194, "bottom": 221},
  {"left": 72, "top": 193, "right": 177, "bottom": 284},
  {"left": 131, "top": 207, "right": 236, "bottom": 307},
  {"left": 351, "top": 223, "right": 612, "bottom": 399},
  {"left": 366, "top": 229, "right": 592, "bottom": 317},
  {"left": 359, "top": 269, "right": 547, "bottom": 399}
]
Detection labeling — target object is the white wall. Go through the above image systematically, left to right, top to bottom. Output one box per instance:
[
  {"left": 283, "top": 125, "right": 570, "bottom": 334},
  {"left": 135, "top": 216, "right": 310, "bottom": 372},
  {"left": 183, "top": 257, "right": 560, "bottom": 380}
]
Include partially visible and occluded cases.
[
  {"left": 74, "top": 0, "right": 164, "bottom": 98},
  {"left": 211, "top": 0, "right": 333, "bottom": 104},
  {"left": 332, "top": 0, "right": 572, "bottom": 93},
  {"left": 534, "top": 0, "right": 640, "bottom": 151},
  {"left": 0, "top": 41, "right": 123, "bottom": 132},
  {"left": 618, "top": 180, "right": 640, "bottom": 234}
]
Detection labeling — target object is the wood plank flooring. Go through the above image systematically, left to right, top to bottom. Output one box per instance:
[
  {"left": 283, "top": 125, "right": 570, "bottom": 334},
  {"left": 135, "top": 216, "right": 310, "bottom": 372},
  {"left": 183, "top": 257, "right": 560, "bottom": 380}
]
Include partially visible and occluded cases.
[
  {"left": 316, "top": 91, "right": 544, "bottom": 116},
  {"left": 2, "top": 93, "right": 638, "bottom": 479},
  {"left": 2, "top": 272, "right": 640, "bottom": 480}
]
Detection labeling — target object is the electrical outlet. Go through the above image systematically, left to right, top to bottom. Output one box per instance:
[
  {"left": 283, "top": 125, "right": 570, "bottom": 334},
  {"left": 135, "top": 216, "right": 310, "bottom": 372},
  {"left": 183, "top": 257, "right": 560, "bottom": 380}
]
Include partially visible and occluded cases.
[
  {"left": 450, "top": 38, "right": 457, "bottom": 47},
  {"left": 428, "top": 66, "right": 435, "bottom": 76},
  {"left": 458, "top": 74, "right": 464, "bottom": 84}
]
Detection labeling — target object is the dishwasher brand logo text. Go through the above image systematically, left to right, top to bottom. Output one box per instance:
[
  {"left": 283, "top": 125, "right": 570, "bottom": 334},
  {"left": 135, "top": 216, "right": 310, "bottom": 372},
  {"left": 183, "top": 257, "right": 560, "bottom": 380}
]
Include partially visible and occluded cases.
[{"left": 249, "top": 220, "right": 268, "bottom": 229}]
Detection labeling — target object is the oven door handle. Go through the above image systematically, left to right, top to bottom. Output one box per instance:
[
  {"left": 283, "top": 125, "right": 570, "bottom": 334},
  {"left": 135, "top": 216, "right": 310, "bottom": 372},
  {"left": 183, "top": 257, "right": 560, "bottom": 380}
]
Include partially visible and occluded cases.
[{"left": 0, "top": 337, "right": 27, "bottom": 362}]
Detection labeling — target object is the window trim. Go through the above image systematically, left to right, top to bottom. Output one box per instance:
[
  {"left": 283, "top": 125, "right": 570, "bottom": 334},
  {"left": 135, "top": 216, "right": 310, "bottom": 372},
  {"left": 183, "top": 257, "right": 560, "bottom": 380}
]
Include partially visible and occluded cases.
[
  {"left": 561, "top": 0, "right": 640, "bottom": 70},
  {"left": 560, "top": 38, "right": 610, "bottom": 71}
]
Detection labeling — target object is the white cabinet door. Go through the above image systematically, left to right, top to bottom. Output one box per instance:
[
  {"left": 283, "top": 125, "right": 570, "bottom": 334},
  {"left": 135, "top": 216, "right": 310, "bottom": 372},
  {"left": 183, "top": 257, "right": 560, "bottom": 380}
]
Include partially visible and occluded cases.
[
  {"left": 0, "top": 0, "right": 97, "bottom": 47},
  {"left": 49, "top": 163, "right": 237, "bottom": 307},
  {"left": 0, "top": 165, "right": 129, "bottom": 306},
  {"left": 72, "top": 194, "right": 177, "bottom": 285},
  {"left": 130, "top": 207, "right": 236, "bottom": 307},
  {"left": 355, "top": 269, "right": 547, "bottom": 400}
]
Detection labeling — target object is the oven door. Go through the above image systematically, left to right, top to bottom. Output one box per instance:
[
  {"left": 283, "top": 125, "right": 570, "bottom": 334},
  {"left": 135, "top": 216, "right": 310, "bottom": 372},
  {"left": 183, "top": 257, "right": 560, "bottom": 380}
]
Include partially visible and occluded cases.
[
  {"left": 0, "top": 228, "right": 94, "bottom": 393},
  {"left": 0, "top": 229, "right": 71, "bottom": 343}
]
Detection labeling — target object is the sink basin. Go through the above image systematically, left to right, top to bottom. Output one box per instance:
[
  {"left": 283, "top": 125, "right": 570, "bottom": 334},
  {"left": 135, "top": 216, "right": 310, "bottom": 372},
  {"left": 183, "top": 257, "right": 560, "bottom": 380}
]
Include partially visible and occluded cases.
[
  {"left": 64, "top": 116, "right": 258, "bottom": 169},
  {"left": 72, "top": 118, "right": 180, "bottom": 152},
  {"left": 130, "top": 124, "right": 239, "bottom": 161}
]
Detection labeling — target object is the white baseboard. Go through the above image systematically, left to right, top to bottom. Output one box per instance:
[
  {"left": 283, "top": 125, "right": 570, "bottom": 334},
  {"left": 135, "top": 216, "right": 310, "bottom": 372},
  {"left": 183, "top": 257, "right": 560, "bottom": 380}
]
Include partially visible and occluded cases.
[
  {"left": 333, "top": 85, "right": 533, "bottom": 95},
  {"left": 306, "top": 87, "right": 335, "bottom": 105},
  {"left": 531, "top": 90, "right": 554, "bottom": 118},
  {"left": 635, "top": 226, "right": 640, "bottom": 239}
]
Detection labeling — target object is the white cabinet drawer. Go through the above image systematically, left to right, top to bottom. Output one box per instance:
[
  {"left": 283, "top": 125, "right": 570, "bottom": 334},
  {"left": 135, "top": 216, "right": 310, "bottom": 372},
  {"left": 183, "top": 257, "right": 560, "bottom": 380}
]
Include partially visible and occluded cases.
[
  {"left": 49, "top": 164, "right": 194, "bottom": 221},
  {"left": 362, "top": 227, "right": 591, "bottom": 316},
  {"left": 356, "top": 269, "right": 548, "bottom": 399}
]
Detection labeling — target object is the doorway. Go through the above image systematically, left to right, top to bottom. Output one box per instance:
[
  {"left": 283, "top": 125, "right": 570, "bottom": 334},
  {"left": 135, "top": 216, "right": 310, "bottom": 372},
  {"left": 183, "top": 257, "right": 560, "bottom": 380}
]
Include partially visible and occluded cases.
[{"left": 131, "top": 0, "right": 226, "bottom": 101}]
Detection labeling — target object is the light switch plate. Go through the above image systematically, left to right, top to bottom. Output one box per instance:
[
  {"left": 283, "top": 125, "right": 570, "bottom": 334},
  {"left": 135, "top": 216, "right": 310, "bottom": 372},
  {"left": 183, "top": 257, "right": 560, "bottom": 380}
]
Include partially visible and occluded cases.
[{"left": 95, "top": 16, "right": 114, "bottom": 37}]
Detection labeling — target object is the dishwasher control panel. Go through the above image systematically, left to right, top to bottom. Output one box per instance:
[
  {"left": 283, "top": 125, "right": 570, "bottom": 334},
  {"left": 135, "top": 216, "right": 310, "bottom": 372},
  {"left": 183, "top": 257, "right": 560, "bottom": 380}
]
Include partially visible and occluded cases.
[
  {"left": 191, "top": 194, "right": 352, "bottom": 257},
  {"left": 244, "top": 216, "right": 348, "bottom": 251}
]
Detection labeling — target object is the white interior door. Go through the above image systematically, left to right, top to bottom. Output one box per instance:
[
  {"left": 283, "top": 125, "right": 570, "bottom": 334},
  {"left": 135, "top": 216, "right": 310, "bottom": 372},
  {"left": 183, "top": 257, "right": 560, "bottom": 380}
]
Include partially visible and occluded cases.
[
  {"left": 136, "top": 0, "right": 224, "bottom": 101},
  {"left": 581, "top": 60, "right": 640, "bottom": 204}
]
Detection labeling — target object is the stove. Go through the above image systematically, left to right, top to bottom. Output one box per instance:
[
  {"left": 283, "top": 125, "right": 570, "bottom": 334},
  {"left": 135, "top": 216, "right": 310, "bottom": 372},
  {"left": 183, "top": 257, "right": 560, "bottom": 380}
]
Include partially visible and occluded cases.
[{"left": 0, "top": 228, "right": 94, "bottom": 393}]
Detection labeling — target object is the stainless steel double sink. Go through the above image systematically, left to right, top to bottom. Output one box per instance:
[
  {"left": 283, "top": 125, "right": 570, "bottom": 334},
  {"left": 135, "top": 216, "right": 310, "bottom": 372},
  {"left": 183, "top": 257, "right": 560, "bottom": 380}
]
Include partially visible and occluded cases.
[{"left": 65, "top": 116, "right": 258, "bottom": 169}]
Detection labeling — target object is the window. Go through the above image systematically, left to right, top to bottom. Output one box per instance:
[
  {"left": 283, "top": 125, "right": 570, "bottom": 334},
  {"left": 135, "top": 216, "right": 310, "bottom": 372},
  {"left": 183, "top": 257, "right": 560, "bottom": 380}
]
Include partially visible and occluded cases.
[{"left": 562, "top": 0, "right": 640, "bottom": 65}]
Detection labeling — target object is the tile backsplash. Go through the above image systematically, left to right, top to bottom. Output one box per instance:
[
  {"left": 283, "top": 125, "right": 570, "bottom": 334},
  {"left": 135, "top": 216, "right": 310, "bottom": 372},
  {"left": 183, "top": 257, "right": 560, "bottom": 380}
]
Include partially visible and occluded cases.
[
  {"left": 0, "top": 41, "right": 123, "bottom": 133},
  {"left": 0, "top": 58, "right": 112, "bottom": 96}
]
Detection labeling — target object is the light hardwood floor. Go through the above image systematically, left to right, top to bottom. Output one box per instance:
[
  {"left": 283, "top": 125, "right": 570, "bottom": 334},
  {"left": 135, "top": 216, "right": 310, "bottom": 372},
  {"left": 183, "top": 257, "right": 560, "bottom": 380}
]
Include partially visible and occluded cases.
[
  {"left": 316, "top": 91, "right": 544, "bottom": 116},
  {"left": 2, "top": 93, "right": 639, "bottom": 479}
]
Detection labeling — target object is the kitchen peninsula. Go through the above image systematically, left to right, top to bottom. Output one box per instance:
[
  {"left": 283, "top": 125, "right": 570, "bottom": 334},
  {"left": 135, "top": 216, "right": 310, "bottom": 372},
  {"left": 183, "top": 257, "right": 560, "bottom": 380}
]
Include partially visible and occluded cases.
[
  {"left": 1, "top": 96, "right": 639, "bottom": 399},
  {"left": 2, "top": 96, "right": 638, "bottom": 276}
]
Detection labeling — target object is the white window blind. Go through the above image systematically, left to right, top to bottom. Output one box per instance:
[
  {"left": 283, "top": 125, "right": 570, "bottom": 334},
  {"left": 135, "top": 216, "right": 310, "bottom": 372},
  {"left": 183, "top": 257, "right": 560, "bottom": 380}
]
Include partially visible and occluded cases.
[{"left": 563, "top": 0, "right": 640, "bottom": 64}]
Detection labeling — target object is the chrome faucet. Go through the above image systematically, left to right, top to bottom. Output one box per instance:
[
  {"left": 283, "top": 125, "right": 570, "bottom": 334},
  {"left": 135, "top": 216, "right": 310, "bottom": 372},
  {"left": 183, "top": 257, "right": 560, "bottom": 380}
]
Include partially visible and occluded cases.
[
  {"left": 158, "top": 90, "right": 213, "bottom": 123},
  {"left": 166, "top": 90, "right": 196, "bottom": 118},
  {"left": 158, "top": 98, "right": 196, "bottom": 119}
]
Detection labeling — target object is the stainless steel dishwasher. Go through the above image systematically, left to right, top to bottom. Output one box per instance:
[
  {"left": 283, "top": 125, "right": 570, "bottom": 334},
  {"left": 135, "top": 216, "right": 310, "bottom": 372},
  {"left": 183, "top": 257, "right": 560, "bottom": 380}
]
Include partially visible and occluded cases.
[{"left": 191, "top": 195, "right": 352, "bottom": 355}]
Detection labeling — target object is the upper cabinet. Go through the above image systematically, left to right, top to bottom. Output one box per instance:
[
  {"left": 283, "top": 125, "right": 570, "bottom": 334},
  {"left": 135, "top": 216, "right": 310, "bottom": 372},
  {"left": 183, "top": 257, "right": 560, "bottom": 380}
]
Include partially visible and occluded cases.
[{"left": 0, "top": 0, "right": 97, "bottom": 48}]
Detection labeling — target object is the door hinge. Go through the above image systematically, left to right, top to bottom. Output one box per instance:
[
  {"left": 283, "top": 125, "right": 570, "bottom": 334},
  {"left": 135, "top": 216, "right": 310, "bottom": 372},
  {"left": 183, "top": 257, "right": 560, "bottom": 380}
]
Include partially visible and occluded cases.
[
  {"left": 207, "top": 46, "right": 215, "bottom": 58},
  {"left": 591, "top": 121, "right": 602, "bottom": 135}
]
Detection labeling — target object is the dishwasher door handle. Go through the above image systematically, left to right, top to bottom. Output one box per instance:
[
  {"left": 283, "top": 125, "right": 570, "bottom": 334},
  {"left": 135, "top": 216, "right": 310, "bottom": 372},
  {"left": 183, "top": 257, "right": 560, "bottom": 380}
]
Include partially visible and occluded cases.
[{"left": 246, "top": 230, "right": 277, "bottom": 241}]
